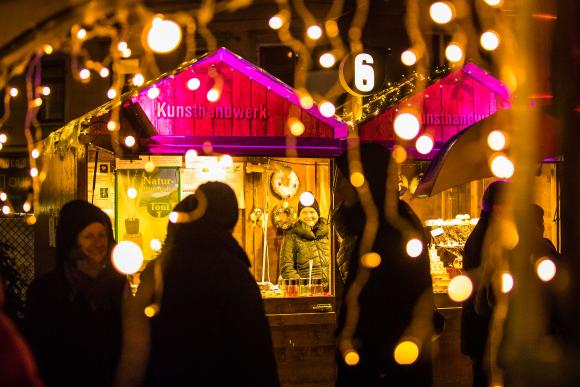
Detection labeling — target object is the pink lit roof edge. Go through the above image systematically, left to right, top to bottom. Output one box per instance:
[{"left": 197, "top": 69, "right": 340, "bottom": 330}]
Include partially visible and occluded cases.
[
  {"left": 140, "top": 47, "right": 348, "bottom": 139},
  {"left": 461, "top": 62, "right": 510, "bottom": 101}
]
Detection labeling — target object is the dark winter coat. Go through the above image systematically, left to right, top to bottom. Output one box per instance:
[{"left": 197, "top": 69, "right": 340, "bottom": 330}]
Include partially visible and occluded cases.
[
  {"left": 335, "top": 200, "right": 433, "bottom": 387},
  {"left": 461, "top": 210, "right": 492, "bottom": 358},
  {"left": 279, "top": 218, "right": 330, "bottom": 288},
  {"left": 147, "top": 220, "right": 279, "bottom": 387},
  {"left": 24, "top": 266, "right": 125, "bottom": 387}
]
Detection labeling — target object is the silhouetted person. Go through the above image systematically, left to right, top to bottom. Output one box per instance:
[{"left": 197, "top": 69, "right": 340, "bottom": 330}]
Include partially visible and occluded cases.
[
  {"left": 333, "top": 142, "right": 433, "bottom": 387},
  {"left": 461, "top": 180, "right": 510, "bottom": 387},
  {"left": 146, "top": 182, "right": 279, "bottom": 386},
  {"left": 25, "top": 200, "right": 124, "bottom": 387}
]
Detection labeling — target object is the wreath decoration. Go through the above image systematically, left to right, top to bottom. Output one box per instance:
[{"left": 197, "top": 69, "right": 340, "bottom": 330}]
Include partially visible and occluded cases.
[
  {"left": 270, "top": 169, "right": 300, "bottom": 199},
  {"left": 272, "top": 201, "right": 297, "bottom": 230}
]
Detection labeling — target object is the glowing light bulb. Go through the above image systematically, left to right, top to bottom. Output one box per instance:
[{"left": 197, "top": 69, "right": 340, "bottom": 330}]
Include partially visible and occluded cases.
[
  {"left": 484, "top": 0, "right": 503, "bottom": 6},
  {"left": 430, "top": 2, "right": 454, "bottom": 24},
  {"left": 269, "top": 15, "right": 283, "bottom": 30},
  {"left": 147, "top": 16, "right": 182, "bottom": 54},
  {"left": 307, "top": 25, "right": 323, "bottom": 40},
  {"left": 76, "top": 28, "right": 87, "bottom": 40},
  {"left": 481, "top": 30, "right": 500, "bottom": 51},
  {"left": 118, "top": 41, "right": 128, "bottom": 52},
  {"left": 445, "top": 43, "right": 463, "bottom": 63},
  {"left": 43, "top": 44, "right": 53, "bottom": 55},
  {"left": 121, "top": 48, "right": 132, "bottom": 58},
  {"left": 401, "top": 49, "right": 417, "bottom": 66},
  {"left": 319, "top": 52, "right": 336, "bottom": 68},
  {"left": 99, "top": 67, "right": 110, "bottom": 78},
  {"left": 79, "top": 68, "right": 90, "bottom": 81},
  {"left": 132, "top": 73, "right": 144, "bottom": 87},
  {"left": 187, "top": 77, "right": 201, "bottom": 91},
  {"left": 41, "top": 86, "right": 51, "bottom": 96},
  {"left": 9, "top": 87, "right": 18, "bottom": 97},
  {"left": 147, "top": 87, "right": 160, "bottom": 99},
  {"left": 107, "top": 88, "right": 117, "bottom": 99},
  {"left": 207, "top": 88, "right": 220, "bottom": 102},
  {"left": 299, "top": 91, "right": 314, "bottom": 109},
  {"left": 34, "top": 98, "right": 43, "bottom": 107},
  {"left": 319, "top": 101, "right": 336, "bottom": 117},
  {"left": 394, "top": 112, "right": 420, "bottom": 140},
  {"left": 289, "top": 118, "right": 305, "bottom": 136},
  {"left": 107, "top": 121, "right": 117, "bottom": 131},
  {"left": 487, "top": 130, "right": 507, "bottom": 151},
  {"left": 0, "top": 134, "right": 6, "bottom": 143},
  {"left": 415, "top": 135, "right": 434, "bottom": 154},
  {"left": 124, "top": 136, "right": 136, "bottom": 147},
  {"left": 392, "top": 145, "right": 407, "bottom": 163},
  {"left": 31, "top": 149, "right": 40, "bottom": 159},
  {"left": 185, "top": 149, "right": 198, "bottom": 165},
  {"left": 219, "top": 154, "right": 233, "bottom": 168},
  {"left": 490, "top": 154, "right": 514, "bottom": 178},
  {"left": 144, "top": 160, "right": 156, "bottom": 173},
  {"left": 30, "top": 168, "right": 39, "bottom": 177},
  {"left": 350, "top": 172, "right": 365, "bottom": 188},
  {"left": 127, "top": 187, "right": 138, "bottom": 199},
  {"left": 299, "top": 191, "right": 315, "bottom": 207},
  {"left": 0, "top": 192, "right": 6, "bottom": 201},
  {"left": 22, "top": 201, "right": 31, "bottom": 212},
  {"left": 2, "top": 205, "right": 10, "bottom": 215},
  {"left": 168, "top": 211, "right": 179, "bottom": 223},
  {"left": 26, "top": 215, "right": 37, "bottom": 225},
  {"left": 150, "top": 238, "right": 162, "bottom": 251},
  {"left": 406, "top": 238, "right": 423, "bottom": 258},
  {"left": 112, "top": 241, "right": 144, "bottom": 275},
  {"left": 361, "top": 252, "right": 382, "bottom": 268},
  {"left": 536, "top": 258, "right": 556, "bottom": 282},
  {"left": 501, "top": 272, "right": 514, "bottom": 293},
  {"left": 448, "top": 275, "right": 473, "bottom": 302},
  {"left": 144, "top": 304, "right": 160, "bottom": 317},
  {"left": 394, "top": 340, "right": 420, "bottom": 365},
  {"left": 344, "top": 350, "right": 360, "bottom": 366}
]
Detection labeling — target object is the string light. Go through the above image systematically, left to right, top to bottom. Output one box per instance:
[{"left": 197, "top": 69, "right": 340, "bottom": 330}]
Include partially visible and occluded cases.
[
  {"left": 484, "top": 0, "right": 503, "bottom": 8},
  {"left": 430, "top": 2, "right": 454, "bottom": 24},
  {"left": 268, "top": 14, "right": 284, "bottom": 30},
  {"left": 147, "top": 15, "right": 182, "bottom": 54},
  {"left": 307, "top": 25, "right": 323, "bottom": 40},
  {"left": 76, "top": 28, "right": 87, "bottom": 40},
  {"left": 480, "top": 30, "right": 500, "bottom": 51},
  {"left": 118, "top": 41, "right": 128, "bottom": 51},
  {"left": 445, "top": 43, "right": 463, "bottom": 63},
  {"left": 42, "top": 44, "right": 53, "bottom": 55},
  {"left": 121, "top": 48, "right": 132, "bottom": 58},
  {"left": 401, "top": 49, "right": 417, "bottom": 66},
  {"left": 319, "top": 52, "right": 336, "bottom": 68},
  {"left": 99, "top": 67, "right": 110, "bottom": 78},
  {"left": 79, "top": 68, "right": 91, "bottom": 81},
  {"left": 132, "top": 73, "right": 145, "bottom": 86},
  {"left": 187, "top": 77, "right": 201, "bottom": 91},
  {"left": 41, "top": 86, "right": 51, "bottom": 96},
  {"left": 147, "top": 86, "right": 160, "bottom": 99},
  {"left": 9, "top": 87, "right": 18, "bottom": 97},
  {"left": 107, "top": 88, "right": 117, "bottom": 99},
  {"left": 207, "top": 88, "right": 220, "bottom": 102},
  {"left": 298, "top": 90, "right": 314, "bottom": 109},
  {"left": 34, "top": 98, "right": 43, "bottom": 107},
  {"left": 319, "top": 101, "right": 336, "bottom": 117},
  {"left": 394, "top": 112, "right": 420, "bottom": 140},
  {"left": 288, "top": 117, "right": 305, "bottom": 136},
  {"left": 107, "top": 120, "right": 117, "bottom": 131},
  {"left": 487, "top": 130, "right": 507, "bottom": 151},
  {"left": 0, "top": 134, "right": 6, "bottom": 143},
  {"left": 415, "top": 135, "right": 434, "bottom": 154},
  {"left": 124, "top": 136, "right": 136, "bottom": 147},
  {"left": 392, "top": 145, "right": 407, "bottom": 163},
  {"left": 31, "top": 148, "right": 40, "bottom": 159},
  {"left": 490, "top": 154, "right": 514, "bottom": 178},
  {"left": 144, "top": 160, "right": 156, "bottom": 173},
  {"left": 30, "top": 168, "right": 39, "bottom": 177},
  {"left": 350, "top": 172, "right": 365, "bottom": 188},
  {"left": 127, "top": 187, "right": 138, "bottom": 199},
  {"left": 299, "top": 191, "right": 315, "bottom": 207},
  {"left": 0, "top": 192, "right": 6, "bottom": 201},
  {"left": 22, "top": 201, "right": 31, "bottom": 212},
  {"left": 2, "top": 205, "right": 10, "bottom": 215},
  {"left": 405, "top": 238, "right": 423, "bottom": 258},
  {"left": 112, "top": 241, "right": 144, "bottom": 275},
  {"left": 361, "top": 252, "right": 382, "bottom": 268},
  {"left": 536, "top": 258, "right": 556, "bottom": 282},
  {"left": 501, "top": 272, "right": 514, "bottom": 293},
  {"left": 448, "top": 275, "right": 473, "bottom": 302},
  {"left": 144, "top": 304, "right": 160, "bottom": 318},
  {"left": 394, "top": 340, "right": 420, "bottom": 365},
  {"left": 344, "top": 350, "right": 360, "bottom": 366}
]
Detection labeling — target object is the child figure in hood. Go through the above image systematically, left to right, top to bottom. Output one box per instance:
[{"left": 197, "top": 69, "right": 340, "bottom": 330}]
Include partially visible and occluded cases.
[{"left": 279, "top": 195, "right": 330, "bottom": 292}]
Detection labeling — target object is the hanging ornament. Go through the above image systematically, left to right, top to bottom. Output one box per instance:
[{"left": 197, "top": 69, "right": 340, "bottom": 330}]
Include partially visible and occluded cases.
[
  {"left": 270, "top": 168, "right": 300, "bottom": 199},
  {"left": 272, "top": 201, "right": 297, "bottom": 230}
]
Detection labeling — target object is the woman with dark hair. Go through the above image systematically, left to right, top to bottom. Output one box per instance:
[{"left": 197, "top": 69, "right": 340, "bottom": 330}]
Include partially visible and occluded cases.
[{"left": 24, "top": 200, "right": 125, "bottom": 387}]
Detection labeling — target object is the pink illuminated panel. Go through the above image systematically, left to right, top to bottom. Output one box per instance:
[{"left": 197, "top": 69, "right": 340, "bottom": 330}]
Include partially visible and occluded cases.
[
  {"left": 132, "top": 48, "right": 347, "bottom": 139},
  {"left": 360, "top": 63, "right": 510, "bottom": 144}
]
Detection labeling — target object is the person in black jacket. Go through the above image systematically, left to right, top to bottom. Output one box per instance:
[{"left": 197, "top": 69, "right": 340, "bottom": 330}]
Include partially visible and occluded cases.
[
  {"left": 333, "top": 142, "right": 434, "bottom": 387},
  {"left": 460, "top": 180, "right": 510, "bottom": 387},
  {"left": 147, "top": 181, "right": 279, "bottom": 387},
  {"left": 279, "top": 196, "right": 330, "bottom": 291},
  {"left": 24, "top": 200, "right": 125, "bottom": 387}
]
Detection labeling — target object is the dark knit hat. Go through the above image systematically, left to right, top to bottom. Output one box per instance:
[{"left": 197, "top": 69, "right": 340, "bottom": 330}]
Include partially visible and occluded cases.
[
  {"left": 335, "top": 142, "right": 393, "bottom": 211},
  {"left": 482, "top": 180, "right": 510, "bottom": 212},
  {"left": 197, "top": 181, "right": 239, "bottom": 230},
  {"left": 298, "top": 198, "right": 320, "bottom": 217},
  {"left": 56, "top": 200, "right": 114, "bottom": 265}
]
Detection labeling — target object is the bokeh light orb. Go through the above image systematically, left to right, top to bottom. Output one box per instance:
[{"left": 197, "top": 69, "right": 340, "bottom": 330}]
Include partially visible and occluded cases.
[
  {"left": 430, "top": 2, "right": 454, "bottom": 24},
  {"left": 268, "top": 15, "right": 283, "bottom": 30},
  {"left": 147, "top": 16, "right": 182, "bottom": 54},
  {"left": 307, "top": 25, "right": 323, "bottom": 40},
  {"left": 480, "top": 30, "right": 500, "bottom": 51},
  {"left": 445, "top": 43, "right": 463, "bottom": 63},
  {"left": 401, "top": 49, "right": 417, "bottom": 66},
  {"left": 319, "top": 52, "right": 336, "bottom": 68},
  {"left": 132, "top": 73, "right": 145, "bottom": 87},
  {"left": 187, "top": 77, "right": 201, "bottom": 91},
  {"left": 147, "top": 87, "right": 160, "bottom": 99},
  {"left": 107, "top": 88, "right": 117, "bottom": 99},
  {"left": 207, "top": 88, "right": 220, "bottom": 102},
  {"left": 319, "top": 101, "right": 336, "bottom": 118},
  {"left": 394, "top": 112, "right": 420, "bottom": 140},
  {"left": 289, "top": 118, "right": 305, "bottom": 136},
  {"left": 487, "top": 130, "right": 507, "bottom": 151},
  {"left": 415, "top": 135, "right": 434, "bottom": 155},
  {"left": 124, "top": 136, "right": 136, "bottom": 148},
  {"left": 31, "top": 149, "right": 40, "bottom": 159},
  {"left": 219, "top": 154, "right": 233, "bottom": 168},
  {"left": 490, "top": 154, "right": 514, "bottom": 179},
  {"left": 350, "top": 172, "right": 365, "bottom": 188},
  {"left": 127, "top": 187, "right": 138, "bottom": 199},
  {"left": 299, "top": 191, "right": 315, "bottom": 207},
  {"left": 150, "top": 238, "right": 162, "bottom": 251},
  {"left": 406, "top": 238, "right": 423, "bottom": 258},
  {"left": 112, "top": 241, "right": 144, "bottom": 275},
  {"left": 361, "top": 252, "right": 382, "bottom": 269},
  {"left": 536, "top": 258, "right": 556, "bottom": 282},
  {"left": 501, "top": 272, "right": 514, "bottom": 293},
  {"left": 448, "top": 275, "right": 473, "bottom": 302},
  {"left": 394, "top": 340, "right": 420, "bottom": 365},
  {"left": 344, "top": 350, "right": 360, "bottom": 366}
]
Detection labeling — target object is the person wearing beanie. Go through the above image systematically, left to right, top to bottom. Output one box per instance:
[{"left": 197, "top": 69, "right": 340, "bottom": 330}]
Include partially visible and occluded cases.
[
  {"left": 333, "top": 142, "right": 433, "bottom": 387},
  {"left": 145, "top": 181, "right": 279, "bottom": 387},
  {"left": 279, "top": 195, "right": 330, "bottom": 291},
  {"left": 24, "top": 200, "right": 125, "bottom": 387}
]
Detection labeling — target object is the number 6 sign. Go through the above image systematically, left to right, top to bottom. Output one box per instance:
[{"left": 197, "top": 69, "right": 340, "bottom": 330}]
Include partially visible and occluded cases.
[{"left": 339, "top": 50, "right": 385, "bottom": 96}]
